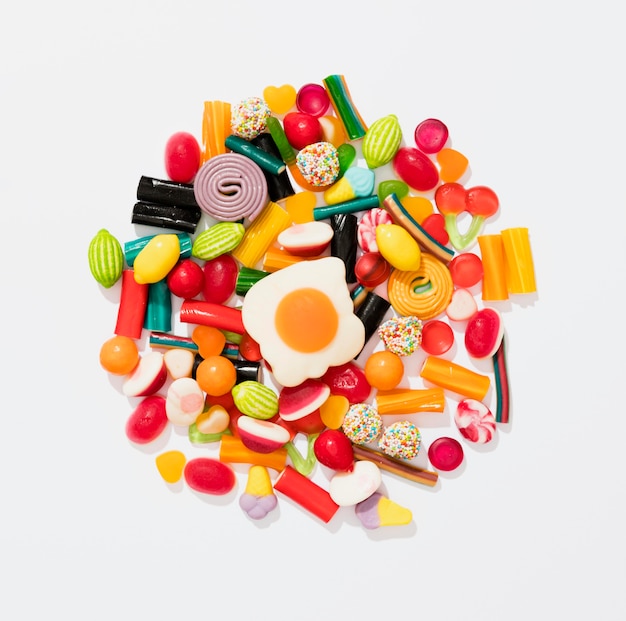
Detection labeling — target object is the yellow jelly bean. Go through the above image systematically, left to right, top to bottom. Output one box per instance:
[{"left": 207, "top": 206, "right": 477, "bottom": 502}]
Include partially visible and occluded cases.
[
  {"left": 376, "top": 223, "right": 422, "bottom": 271},
  {"left": 133, "top": 234, "right": 180, "bottom": 284}
]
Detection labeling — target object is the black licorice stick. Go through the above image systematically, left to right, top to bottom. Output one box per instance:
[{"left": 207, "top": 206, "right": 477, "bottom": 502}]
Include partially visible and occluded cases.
[
  {"left": 250, "top": 133, "right": 296, "bottom": 202},
  {"left": 136, "top": 176, "right": 199, "bottom": 208},
  {"left": 132, "top": 201, "right": 202, "bottom": 233},
  {"left": 330, "top": 213, "right": 358, "bottom": 283},
  {"left": 354, "top": 291, "right": 391, "bottom": 357}
]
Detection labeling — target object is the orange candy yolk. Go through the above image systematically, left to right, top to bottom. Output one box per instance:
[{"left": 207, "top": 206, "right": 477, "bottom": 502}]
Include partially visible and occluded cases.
[{"left": 274, "top": 287, "right": 338, "bottom": 353}]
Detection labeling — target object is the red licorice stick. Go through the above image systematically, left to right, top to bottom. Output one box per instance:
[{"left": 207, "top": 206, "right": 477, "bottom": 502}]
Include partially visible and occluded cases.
[
  {"left": 115, "top": 269, "right": 149, "bottom": 339},
  {"left": 179, "top": 299, "right": 245, "bottom": 334},
  {"left": 273, "top": 466, "right": 340, "bottom": 523}
]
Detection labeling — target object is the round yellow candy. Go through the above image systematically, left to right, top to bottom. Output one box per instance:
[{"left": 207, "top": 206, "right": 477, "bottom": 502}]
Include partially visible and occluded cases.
[
  {"left": 375, "top": 223, "right": 421, "bottom": 271},
  {"left": 133, "top": 234, "right": 180, "bottom": 284}
]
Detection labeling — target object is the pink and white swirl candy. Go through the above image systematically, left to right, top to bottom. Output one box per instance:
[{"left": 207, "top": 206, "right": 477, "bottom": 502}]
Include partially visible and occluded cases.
[
  {"left": 193, "top": 153, "right": 269, "bottom": 222},
  {"left": 357, "top": 207, "right": 393, "bottom": 252},
  {"left": 454, "top": 398, "right": 496, "bottom": 444}
]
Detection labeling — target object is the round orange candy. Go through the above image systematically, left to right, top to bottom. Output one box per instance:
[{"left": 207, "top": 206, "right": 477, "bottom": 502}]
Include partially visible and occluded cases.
[
  {"left": 99, "top": 335, "right": 140, "bottom": 375},
  {"left": 364, "top": 350, "right": 405, "bottom": 391},
  {"left": 195, "top": 355, "right": 237, "bottom": 396}
]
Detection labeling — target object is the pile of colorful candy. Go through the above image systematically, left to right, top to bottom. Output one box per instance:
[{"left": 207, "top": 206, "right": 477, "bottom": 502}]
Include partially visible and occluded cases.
[{"left": 89, "top": 74, "right": 537, "bottom": 529}]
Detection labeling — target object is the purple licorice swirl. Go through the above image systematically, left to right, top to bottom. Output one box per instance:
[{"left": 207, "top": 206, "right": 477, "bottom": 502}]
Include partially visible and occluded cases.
[{"left": 193, "top": 153, "right": 269, "bottom": 222}]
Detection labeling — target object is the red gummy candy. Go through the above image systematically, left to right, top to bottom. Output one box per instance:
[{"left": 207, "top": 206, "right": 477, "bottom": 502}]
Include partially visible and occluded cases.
[
  {"left": 283, "top": 112, "right": 323, "bottom": 150},
  {"left": 414, "top": 118, "right": 449, "bottom": 154},
  {"left": 164, "top": 131, "right": 201, "bottom": 184},
  {"left": 393, "top": 147, "right": 439, "bottom": 192},
  {"left": 202, "top": 254, "right": 238, "bottom": 304},
  {"left": 321, "top": 362, "right": 371, "bottom": 404},
  {"left": 125, "top": 395, "right": 168, "bottom": 444},
  {"left": 428, "top": 437, "right": 464, "bottom": 471},
  {"left": 184, "top": 457, "right": 236, "bottom": 495}
]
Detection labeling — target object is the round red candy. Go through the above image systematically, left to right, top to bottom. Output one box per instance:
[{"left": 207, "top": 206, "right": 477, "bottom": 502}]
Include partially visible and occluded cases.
[
  {"left": 296, "top": 83, "right": 330, "bottom": 117},
  {"left": 283, "top": 111, "right": 323, "bottom": 150},
  {"left": 414, "top": 118, "right": 449, "bottom": 154},
  {"left": 164, "top": 131, "right": 201, "bottom": 183},
  {"left": 393, "top": 146, "right": 440, "bottom": 192},
  {"left": 355, "top": 252, "right": 391, "bottom": 288},
  {"left": 449, "top": 253, "right": 483, "bottom": 288},
  {"left": 166, "top": 259, "right": 204, "bottom": 299},
  {"left": 421, "top": 320, "right": 454, "bottom": 355},
  {"left": 428, "top": 437, "right": 464, "bottom": 471}
]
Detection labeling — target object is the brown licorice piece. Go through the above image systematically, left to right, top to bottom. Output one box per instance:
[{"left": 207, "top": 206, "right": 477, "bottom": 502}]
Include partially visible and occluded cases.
[{"left": 352, "top": 444, "right": 439, "bottom": 487}]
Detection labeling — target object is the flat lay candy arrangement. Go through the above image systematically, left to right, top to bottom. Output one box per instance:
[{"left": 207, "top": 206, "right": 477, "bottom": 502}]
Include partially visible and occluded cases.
[{"left": 89, "top": 74, "right": 537, "bottom": 529}]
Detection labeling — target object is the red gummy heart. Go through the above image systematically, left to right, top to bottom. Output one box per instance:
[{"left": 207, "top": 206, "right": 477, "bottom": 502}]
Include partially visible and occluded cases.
[{"left": 421, "top": 213, "right": 449, "bottom": 245}]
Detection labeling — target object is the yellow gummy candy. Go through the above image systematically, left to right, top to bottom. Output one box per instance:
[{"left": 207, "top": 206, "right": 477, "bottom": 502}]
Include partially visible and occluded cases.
[
  {"left": 155, "top": 450, "right": 186, "bottom": 484},
  {"left": 244, "top": 465, "right": 274, "bottom": 496},
  {"left": 377, "top": 496, "right": 413, "bottom": 527}
]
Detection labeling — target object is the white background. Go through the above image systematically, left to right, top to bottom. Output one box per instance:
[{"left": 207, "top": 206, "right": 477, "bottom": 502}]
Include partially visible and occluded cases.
[{"left": 1, "top": 2, "right": 624, "bottom": 619}]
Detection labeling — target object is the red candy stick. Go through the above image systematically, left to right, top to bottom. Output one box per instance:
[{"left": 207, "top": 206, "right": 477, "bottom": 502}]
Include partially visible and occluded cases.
[
  {"left": 115, "top": 269, "right": 149, "bottom": 339},
  {"left": 180, "top": 299, "right": 245, "bottom": 334},
  {"left": 274, "top": 465, "right": 340, "bottom": 523}
]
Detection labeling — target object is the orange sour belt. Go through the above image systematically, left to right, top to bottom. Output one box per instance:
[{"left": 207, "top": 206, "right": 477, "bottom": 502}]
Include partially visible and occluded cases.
[
  {"left": 201, "top": 100, "right": 232, "bottom": 164},
  {"left": 501, "top": 227, "right": 537, "bottom": 294},
  {"left": 477, "top": 234, "right": 509, "bottom": 301},
  {"left": 387, "top": 253, "right": 453, "bottom": 320},
  {"left": 420, "top": 355, "right": 490, "bottom": 401},
  {"left": 375, "top": 388, "right": 446, "bottom": 415},
  {"left": 219, "top": 435, "right": 287, "bottom": 472}
]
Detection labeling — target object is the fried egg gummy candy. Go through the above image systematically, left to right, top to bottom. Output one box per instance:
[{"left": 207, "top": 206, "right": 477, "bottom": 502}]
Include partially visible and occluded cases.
[{"left": 241, "top": 257, "right": 365, "bottom": 387}]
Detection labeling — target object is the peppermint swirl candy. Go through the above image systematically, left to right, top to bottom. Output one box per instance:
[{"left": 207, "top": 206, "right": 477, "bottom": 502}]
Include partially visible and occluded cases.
[
  {"left": 193, "top": 153, "right": 269, "bottom": 222},
  {"left": 357, "top": 207, "right": 393, "bottom": 252}
]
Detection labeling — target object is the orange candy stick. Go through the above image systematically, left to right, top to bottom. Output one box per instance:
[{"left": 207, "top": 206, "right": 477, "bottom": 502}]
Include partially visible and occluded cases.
[
  {"left": 201, "top": 100, "right": 231, "bottom": 164},
  {"left": 231, "top": 200, "right": 292, "bottom": 269},
  {"left": 501, "top": 227, "right": 537, "bottom": 294},
  {"left": 477, "top": 234, "right": 509, "bottom": 301},
  {"left": 420, "top": 355, "right": 490, "bottom": 401},
  {"left": 375, "top": 387, "right": 446, "bottom": 416},
  {"left": 219, "top": 435, "right": 287, "bottom": 472}
]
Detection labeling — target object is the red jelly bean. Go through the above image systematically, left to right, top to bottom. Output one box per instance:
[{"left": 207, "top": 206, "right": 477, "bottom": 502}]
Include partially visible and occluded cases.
[
  {"left": 283, "top": 111, "right": 323, "bottom": 150},
  {"left": 414, "top": 118, "right": 449, "bottom": 154},
  {"left": 164, "top": 131, "right": 201, "bottom": 184},
  {"left": 393, "top": 146, "right": 439, "bottom": 192},
  {"left": 449, "top": 252, "right": 484, "bottom": 288},
  {"left": 202, "top": 254, "right": 238, "bottom": 304},
  {"left": 421, "top": 320, "right": 454, "bottom": 356},
  {"left": 321, "top": 362, "right": 371, "bottom": 404},
  {"left": 125, "top": 395, "right": 168, "bottom": 444},
  {"left": 184, "top": 457, "right": 236, "bottom": 495}
]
